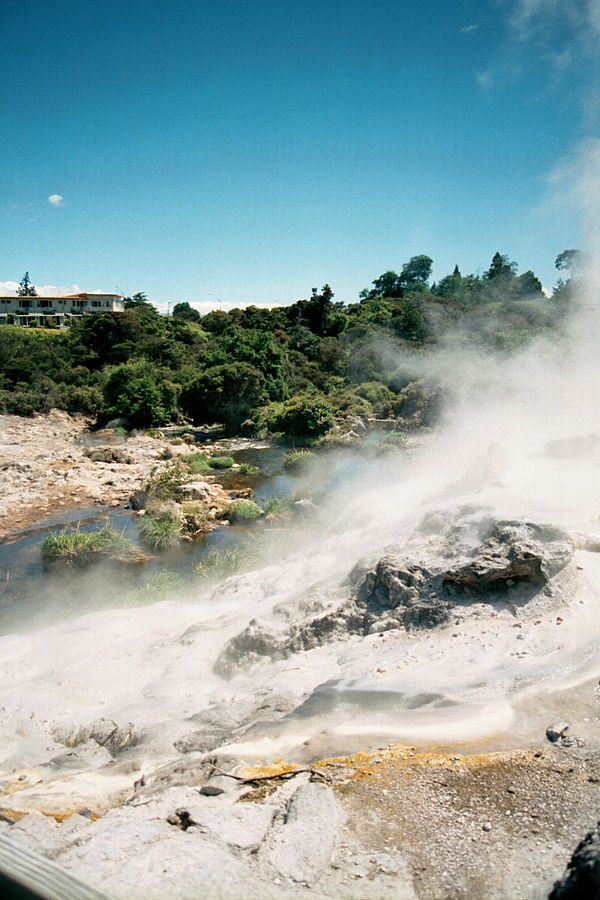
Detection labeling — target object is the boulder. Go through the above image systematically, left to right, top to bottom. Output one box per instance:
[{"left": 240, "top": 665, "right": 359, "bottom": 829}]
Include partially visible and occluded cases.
[
  {"left": 84, "top": 447, "right": 132, "bottom": 464},
  {"left": 180, "top": 481, "right": 212, "bottom": 500},
  {"left": 215, "top": 516, "right": 575, "bottom": 676},
  {"left": 443, "top": 522, "right": 573, "bottom": 592},
  {"left": 54, "top": 719, "right": 141, "bottom": 757},
  {"left": 546, "top": 722, "right": 570, "bottom": 743},
  {"left": 550, "top": 821, "right": 600, "bottom": 898}
]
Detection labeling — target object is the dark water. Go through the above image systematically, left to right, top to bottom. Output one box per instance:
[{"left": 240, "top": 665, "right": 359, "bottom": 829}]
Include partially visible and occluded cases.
[{"left": 0, "top": 438, "right": 397, "bottom": 635}]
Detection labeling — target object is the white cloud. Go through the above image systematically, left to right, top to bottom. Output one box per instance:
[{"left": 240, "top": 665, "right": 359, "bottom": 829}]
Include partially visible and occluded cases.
[
  {"left": 509, "top": 0, "right": 600, "bottom": 42},
  {"left": 461, "top": 24, "right": 479, "bottom": 34},
  {"left": 476, "top": 69, "right": 495, "bottom": 89},
  {"left": 47, "top": 194, "right": 64, "bottom": 207},
  {"left": 0, "top": 281, "right": 83, "bottom": 296},
  {"left": 153, "top": 299, "right": 273, "bottom": 316}
]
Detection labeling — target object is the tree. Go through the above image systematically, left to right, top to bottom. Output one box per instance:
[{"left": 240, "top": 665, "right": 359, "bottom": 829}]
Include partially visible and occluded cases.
[
  {"left": 553, "top": 249, "right": 582, "bottom": 298},
  {"left": 555, "top": 249, "right": 581, "bottom": 274},
  {"left": 485, "top": 252, "right": 517, "bottom": 281},
  {"left": 399, "top": 255, "right": 433, "bottom": 288},
  {"left": 360, "top": 256, "right": 433, "bottom": 300},
  {"left": 434, "top": 265, "right": 464, "bottom": 299},
  {"left": 516, "top": 270, "right": 544, "bottom": 298},
  {"left": 360, "top": 271, "right": 401, "bottom": 300},
  {"left": 17, "top": 272, "right": 38, "bottom": 297},
  {"left": 124, "top": 292, "right": 151, "bottom": 309},
  {"left": 172, "top": 301, "right": 201, "bottom": 323},
  {"left": 102, "top": 361, "right": 178, "bottom": 427},
  {"left": 179, "top": 362, "right": 268, "bottom": 433},
  {"left": 268, "top": 394, "right": 335, "bottom": 437}
]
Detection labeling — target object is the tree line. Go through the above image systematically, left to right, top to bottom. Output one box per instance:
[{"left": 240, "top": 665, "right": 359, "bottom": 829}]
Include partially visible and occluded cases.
[{"left": 0, "top": 250, "right": 579, "bottom": 435}]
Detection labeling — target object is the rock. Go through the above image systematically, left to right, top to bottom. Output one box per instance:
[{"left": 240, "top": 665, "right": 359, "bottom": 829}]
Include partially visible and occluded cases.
[
  {"left": 543, "top": 433, "right": 600, "bottom": 460},
  {"left": 84, "top": 447, "right": 132, "bottom": 464},
  {"left": 180, "top": 481, "right": 212, "bottom": 500},
  {"left": 129, "top": 489, "right": 149, "bottom": 510},
  {"left": 294, "top": 498, "right": 319, "bottom": 514},
  {"left": 216, "top": 515, "right": 575, "bottom": 676},
  {"left": 443, "top": 522, "right": 573, "bottom": 591},
  {"left": 572, "top": 532, "right": 600, "bottom": 553},
  {"left": 359, "top": 559, "right": 451, "bottom": 630},
  {"left": 213, "top": 622, "right": 286, "bottom": 677},
  {"left": 54, "top": 719, "right": 142, "bottom": 757},
  {"left": 546, "top": 723, "right": 570, "bottom": 743},
  {"left": 267, "top": 783, "right": 337, "bottom": 886},
  {"left": 198, "top": 784, "right": 225, "bottom": 797},
  {"left": 195, "top": 802, "right": 277, "bottom": 851},
  {"left": 9, "top": 811, "right": 59, "bottom": 851},
  {"left": 550, "top": 821, "right": 600, "bottom": 898}
]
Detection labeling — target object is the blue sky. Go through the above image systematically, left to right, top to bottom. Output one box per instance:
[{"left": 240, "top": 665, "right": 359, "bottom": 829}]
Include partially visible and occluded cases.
[{"left": 0, "top": 0, "right": 596, "bottom": 307}]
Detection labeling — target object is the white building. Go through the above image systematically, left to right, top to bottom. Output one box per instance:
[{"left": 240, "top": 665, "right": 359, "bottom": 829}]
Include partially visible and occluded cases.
[{"left": 0, "top": 293, "right": 124, "bottom": 327}]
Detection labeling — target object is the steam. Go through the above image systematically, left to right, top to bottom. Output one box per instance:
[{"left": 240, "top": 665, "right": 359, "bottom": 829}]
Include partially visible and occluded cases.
[{"left": 3, "top": 6, "right": 600, "bottom": 792}]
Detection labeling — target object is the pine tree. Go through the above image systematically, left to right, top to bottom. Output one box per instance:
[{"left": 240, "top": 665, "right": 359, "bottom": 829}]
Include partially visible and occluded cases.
[{"left": 17, "top": 272, "right": 38, "bottom": 297}]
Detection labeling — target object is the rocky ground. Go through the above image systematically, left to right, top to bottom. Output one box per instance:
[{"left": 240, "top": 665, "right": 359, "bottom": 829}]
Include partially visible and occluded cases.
[
  {"left": 0, "top": 411, "right": 179, "bottom": 535},
  {"left": 0, "top": 411, "right": 251, "bottom": 538},
  {"left": 1, "top": 741, "right": 600, "bottom": 899}
]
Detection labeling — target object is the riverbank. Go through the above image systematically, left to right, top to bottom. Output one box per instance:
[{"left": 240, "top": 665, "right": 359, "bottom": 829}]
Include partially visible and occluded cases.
[{"left": 0, "top": 411, "right": 184, "bottom": 537}]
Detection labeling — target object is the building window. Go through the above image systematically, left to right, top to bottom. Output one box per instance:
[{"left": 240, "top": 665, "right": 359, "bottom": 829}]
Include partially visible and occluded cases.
[{"left": 19, "top": 300, "right": 31, "bottom": 309}]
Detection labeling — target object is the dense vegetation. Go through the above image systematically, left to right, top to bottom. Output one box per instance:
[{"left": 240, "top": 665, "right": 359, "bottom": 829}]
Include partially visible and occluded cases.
[{"left": 0, "top": 252, "right": 579, "bottom": 436}]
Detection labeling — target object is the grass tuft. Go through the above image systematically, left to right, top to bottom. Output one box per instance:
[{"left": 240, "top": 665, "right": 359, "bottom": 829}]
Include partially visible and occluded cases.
[
  {"left": 283, "top": 448, "right": 316, "bottom": 469},
  {"left": 186, "top": 453, "right": 211, "bottom": 475},
  {"left": 207, "top": 455, "right": 235, "bottom": 469},
  {"left": 237, "top": 462, "right": 260, "bottom": 476},
  {"left": 262, "top": 496, "right": 294, "bottom": 518},
  {"left": 227, "top": 499, "right": 263, "bottom": 522},
  {"left": 138, "top": 503, "right": 182, "bottom": 550},
  {"left": 41, "top": 526, "right": 147, "bottom": 568},
  {"left": 195, "top": 544, "right": 256, "bottom": 581},
  {"left": 118, "top": 570, "right": 187, "bottom": 606}
]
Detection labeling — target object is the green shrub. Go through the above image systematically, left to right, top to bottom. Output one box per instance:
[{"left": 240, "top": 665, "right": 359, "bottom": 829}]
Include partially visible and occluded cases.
[
  {"left": 102, "top": 360, "right": 178, "bottom": 428},
  {"left": 179, "top": 362, "right": 268, "bottom": 433},
  {"left": 355, "top": 382, "right": 396, "bottom": 416},
  {"left": 59, "top": 384, "right": 103, "bottom": 416},
  {"left": 327, "top": 390, "right": 372, "bottom": 418},
  {"left": 261, "top": 394, "right": 335, "bottom": 438},
  {"left": 376, "top": 431, "right": 407, "bottom": 452},
  {"left": 283, "top": 448, "right": 316, "bottom": 469},
  {"left": 186, "top": 453, "right": 211, "bottom": 475},
  {"left": 208, "top": 455, "right": 234, "bottom": 469},
  {"left": 237, "top": 462, "right": 260, "bottom": 476},
  {"left": 145, "top": 466, "right": 189, "bottom": 502},
  {"left": 263, "top": 496, "right": 293, "bottom": 517},
  {"left": 227, "top": 499, "right": 262, "bottom": 522},
  {"left": 182, "top": 500, "right": 211, "bottom": 534},
  {"left": 138, "top": 501, "right": 182, "bottom": 550},
  {"left": 41, "top": 526, "right": 146, "bottom": 567},
  {"left": 195, "top": 545, "right": 255, "bottom": 581},
  {"left": 119, "top": 570, "right": 187, "bottom": 605}
]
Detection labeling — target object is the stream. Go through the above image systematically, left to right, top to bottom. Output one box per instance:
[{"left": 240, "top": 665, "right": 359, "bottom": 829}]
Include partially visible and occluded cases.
[{"left": 0, "top": 438, "right": 392, "bottom": 636}]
